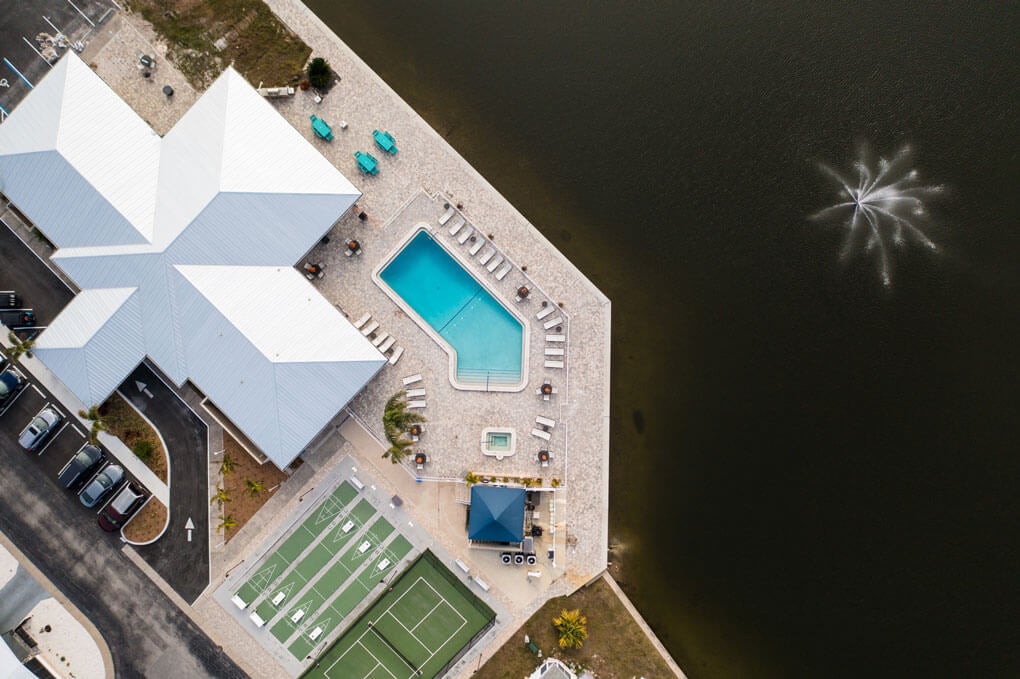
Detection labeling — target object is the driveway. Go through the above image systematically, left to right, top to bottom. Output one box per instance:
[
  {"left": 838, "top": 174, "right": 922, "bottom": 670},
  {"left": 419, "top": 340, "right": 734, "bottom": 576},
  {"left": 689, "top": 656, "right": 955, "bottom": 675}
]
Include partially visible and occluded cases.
[{"left": 123, "top": 362, "right": 211, "bottom": 605}]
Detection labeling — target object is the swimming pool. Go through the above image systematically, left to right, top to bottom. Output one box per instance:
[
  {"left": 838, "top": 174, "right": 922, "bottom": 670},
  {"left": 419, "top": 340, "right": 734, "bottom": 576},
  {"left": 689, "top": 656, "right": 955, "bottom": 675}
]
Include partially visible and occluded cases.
[{"left": 377, "top": 227, "right": 526, "bottom": 390}]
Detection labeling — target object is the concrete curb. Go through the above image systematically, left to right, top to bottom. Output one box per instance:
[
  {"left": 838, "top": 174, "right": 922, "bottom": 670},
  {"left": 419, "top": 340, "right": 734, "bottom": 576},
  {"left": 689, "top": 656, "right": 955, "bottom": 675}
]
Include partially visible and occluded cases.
[{"left": 602, "top": 572, "right": 687, "bottom": 678}]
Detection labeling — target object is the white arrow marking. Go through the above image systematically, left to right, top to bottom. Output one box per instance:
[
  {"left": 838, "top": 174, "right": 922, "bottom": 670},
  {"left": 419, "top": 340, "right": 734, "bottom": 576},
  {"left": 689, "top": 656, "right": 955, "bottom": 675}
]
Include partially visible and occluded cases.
[
  {"left": 135, "top": 380, "right": 154, "bottom": 398},
  {"left": 185, "top": 517, "right": 195, "bottom": 542}
]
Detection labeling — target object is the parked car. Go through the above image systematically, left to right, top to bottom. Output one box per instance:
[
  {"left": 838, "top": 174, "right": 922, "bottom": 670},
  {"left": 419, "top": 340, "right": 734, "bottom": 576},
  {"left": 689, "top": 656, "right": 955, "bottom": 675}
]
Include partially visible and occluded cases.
[
  {"left": 0, "top": 364, "right": 26, "bottom": 411},
  {"left": 18, "top": 406, "right": 62, "bottom": 450},
  {"left": 58, "top": 444, "right": 105, "bottom": 490},
  {"left": 79, "top": 464, "right": 124, "bottom": 508},
  {"left": 98, "top": 482, "right": 147, "bottom": 531}
]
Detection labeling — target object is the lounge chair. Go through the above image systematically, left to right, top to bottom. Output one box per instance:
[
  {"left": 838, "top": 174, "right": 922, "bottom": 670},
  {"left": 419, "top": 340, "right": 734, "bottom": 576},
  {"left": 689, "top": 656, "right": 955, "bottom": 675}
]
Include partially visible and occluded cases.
[
  {"left": 439, "top": 205, "right": 455, "bottom": 225},
  {"left": 448, "top": 216, "right": 465, "bottom": 236},
  {"left": 457, "top": 226, "right": 474, "bottom": 244},
  {"left": 469, "top": 239, "right": 485, "bottom": 256},
  {"left": 478, "top": 247, "right": 495, "bottom": 265},
  {"left": 486, "top": 254, "right": 504, "bottom": 272},
  {"left": 495, "top": 263, "right": 512, "bottom": 280},
  {"left": 536, "top": 306, "right": 555, "bottom": 320},
  {"left": 353, "top": 312, "right": 371, "bottom": 329},
  {"left": 543, "top": 316, "right": 563, "bottom": 330},
  {"left": 361, "top": 320, "right": 379, "bottom": 336},
  {"left": 372, "top": 331, "right": 390, "bottom": 347},
  {"left": 546, "top": 334, "right": 566, "bottom": 342},
  {"left": 378, "top": 336, "right": 396, "bottom": 353},
  {"left": 388, "top": 346, "right": 404, "bottom": 365},
  {"left": 545, "top": 347, "right": 565, "bottom": 356},
  {"left": 544, "top": 360, "right": 564, "bottom": 369},
  {"left": 402, "top": 373, "right": 422, "bottom": 386},
  {"left": 405, "top": 388, "right": 426, "bottom": 398},
  {"left": 408, "top": 400, "right": 427, "bottom": 409},
  {"left": 536, "top": 415, "right": 556, "bottom": 429},
  {"left": 531, "top": 428, "right": 552, "bottom": 441}
]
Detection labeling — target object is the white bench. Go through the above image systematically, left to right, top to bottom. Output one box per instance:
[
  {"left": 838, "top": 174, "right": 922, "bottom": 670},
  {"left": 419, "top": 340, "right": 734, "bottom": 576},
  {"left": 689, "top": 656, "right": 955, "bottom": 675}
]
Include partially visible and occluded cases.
[
  {"left": 351, "top": 476, "right": 365, "bottom": 490},
  {"left": 455, "top": 559, "right": 470, "bottom": 574},
  {"left": 473, "top": 577, "right": 490, "bottom": 592}
]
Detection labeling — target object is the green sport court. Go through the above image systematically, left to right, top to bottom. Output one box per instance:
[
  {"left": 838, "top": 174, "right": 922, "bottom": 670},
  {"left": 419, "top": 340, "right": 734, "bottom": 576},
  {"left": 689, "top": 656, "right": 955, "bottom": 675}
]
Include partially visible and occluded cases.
[
  {"left": 230, "top": 481, "right": 417, "bottom": 660},
  {"left": 302, "top": 551, "right": 495, "bottom": 679}
]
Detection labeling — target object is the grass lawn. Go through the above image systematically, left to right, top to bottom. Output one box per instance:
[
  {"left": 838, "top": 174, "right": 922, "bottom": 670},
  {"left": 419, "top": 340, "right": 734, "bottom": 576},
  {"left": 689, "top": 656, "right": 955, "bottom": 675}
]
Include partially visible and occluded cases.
[
  {"left": 126, "top": 0, "right": 311, "bottom": 88},
  {"left": 99, "top": 392, "right": 168, "bottom": 483},
  {"left": 217, "top": 433, "right": 288, "bottom": 542},
  {"left": 477, "top": 575, "right": 674, "bottom": 679}
]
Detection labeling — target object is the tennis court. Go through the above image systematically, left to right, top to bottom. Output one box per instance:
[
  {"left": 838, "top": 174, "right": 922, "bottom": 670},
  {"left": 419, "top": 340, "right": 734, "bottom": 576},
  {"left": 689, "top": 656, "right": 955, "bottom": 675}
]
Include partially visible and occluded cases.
[{"left": 303, "top": 551, "right": 495, "bottom": 679}]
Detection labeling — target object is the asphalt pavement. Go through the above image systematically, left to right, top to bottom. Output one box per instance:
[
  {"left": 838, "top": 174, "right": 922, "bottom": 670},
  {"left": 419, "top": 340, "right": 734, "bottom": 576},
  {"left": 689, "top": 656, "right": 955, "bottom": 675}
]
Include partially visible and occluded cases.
[
  {"left": 0, "top": 217, "right": 75, "bottom": 329},
  {"left": 124, "top": 363, "right": 211, "bottom": 604}
]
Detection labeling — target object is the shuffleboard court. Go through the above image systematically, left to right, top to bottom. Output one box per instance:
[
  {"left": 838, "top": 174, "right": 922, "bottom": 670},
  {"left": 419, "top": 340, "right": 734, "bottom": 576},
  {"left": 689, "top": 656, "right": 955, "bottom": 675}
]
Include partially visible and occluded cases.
[{"left": 302, "top": 551, "right": 495, "bottom": 679}]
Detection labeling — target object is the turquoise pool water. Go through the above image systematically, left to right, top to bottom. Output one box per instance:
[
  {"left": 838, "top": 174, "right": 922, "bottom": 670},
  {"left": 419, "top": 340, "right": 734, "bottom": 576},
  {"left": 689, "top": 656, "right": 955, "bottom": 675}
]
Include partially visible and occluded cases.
[{"left": 380, "top": 230, "right": 523, "bottom": 385}]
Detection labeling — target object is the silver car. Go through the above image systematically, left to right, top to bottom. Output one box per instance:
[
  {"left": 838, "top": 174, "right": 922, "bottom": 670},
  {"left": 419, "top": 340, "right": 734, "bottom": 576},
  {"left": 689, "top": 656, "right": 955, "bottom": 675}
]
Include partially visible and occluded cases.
[
  {"left": 18, "top": 406, "right": 61, "bottom": 450},
  {"left": 79, "top": 464, "right": 124, "bottom": 508}
]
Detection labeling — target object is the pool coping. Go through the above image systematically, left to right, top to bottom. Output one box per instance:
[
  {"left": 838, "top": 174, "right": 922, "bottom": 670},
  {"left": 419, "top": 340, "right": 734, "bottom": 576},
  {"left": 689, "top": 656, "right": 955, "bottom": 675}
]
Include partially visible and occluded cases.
[{"left": 372, "top": 223, "right": 530, "bottom": 393}]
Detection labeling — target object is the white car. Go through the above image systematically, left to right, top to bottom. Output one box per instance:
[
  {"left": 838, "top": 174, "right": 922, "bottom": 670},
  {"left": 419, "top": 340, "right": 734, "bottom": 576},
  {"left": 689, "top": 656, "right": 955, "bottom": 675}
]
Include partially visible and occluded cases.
[{"left": 18, "top": 406, "right": 61, "bottom": 450}]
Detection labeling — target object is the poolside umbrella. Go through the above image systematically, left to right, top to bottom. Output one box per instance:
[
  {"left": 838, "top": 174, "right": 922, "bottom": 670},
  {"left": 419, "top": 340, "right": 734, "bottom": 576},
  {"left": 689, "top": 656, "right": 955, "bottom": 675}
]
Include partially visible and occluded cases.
[
  {"left": 517, "top": 286, "right": 530, "bottom": 299},
  {"left": 538, "top": 450, "right": 550, "bottom": 463},
  {"left": 414, "top": 452, "right": 426, "bottom": 465}
]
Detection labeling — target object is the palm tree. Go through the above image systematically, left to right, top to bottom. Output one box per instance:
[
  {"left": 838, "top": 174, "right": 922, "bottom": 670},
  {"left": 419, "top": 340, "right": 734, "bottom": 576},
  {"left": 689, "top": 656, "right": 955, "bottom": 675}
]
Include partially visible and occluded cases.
[
  {"left": 6, "top": 331, "right": 35, "bottom": 360},
  {"left": 382, "top": 391, "right": 425, "bottom": 464},
  {"left": 78, "top": 405, "right": 107, "bottom": 444},
  {"left": 220, "top": 453, "right": 237, "bottom": 475},
  {"left": 464, "top": 471, "right": 481, "bottom": 486},
  {"left": 245, "top": 479, "right": 264, "bottom": 497},
  {"left": 210, "top": 486, "right": 230, "bottom": 507},
  {"left": 217, "top": 514, "right": 237, "bottom": 533},
  {"left": 553, "top": 609, "right": 588, "bottom": 649}
]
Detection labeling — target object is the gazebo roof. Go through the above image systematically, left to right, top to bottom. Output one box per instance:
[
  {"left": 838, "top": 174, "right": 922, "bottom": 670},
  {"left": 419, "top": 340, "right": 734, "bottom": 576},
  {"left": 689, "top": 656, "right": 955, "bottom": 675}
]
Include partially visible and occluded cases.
[{"left": 468, "top": 486, "right": 526, "bottom": 543}]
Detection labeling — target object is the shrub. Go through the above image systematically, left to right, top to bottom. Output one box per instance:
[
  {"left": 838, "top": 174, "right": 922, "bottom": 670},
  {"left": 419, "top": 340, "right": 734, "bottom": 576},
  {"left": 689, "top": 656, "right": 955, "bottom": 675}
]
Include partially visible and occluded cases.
[
  {"left": 307, "top": 57, "right": 331, "bottom": 89},
  {"left": 133, "top": 439, "right": 156, "bottom": 461}
]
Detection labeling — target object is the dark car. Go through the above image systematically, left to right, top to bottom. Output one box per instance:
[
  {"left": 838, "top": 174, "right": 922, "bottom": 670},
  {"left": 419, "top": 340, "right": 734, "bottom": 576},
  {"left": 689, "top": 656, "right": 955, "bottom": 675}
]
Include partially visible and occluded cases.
[
  {"left": 0, "top": 365, "right": 26, "bottom": 411},
  {"left": 18, "top": 406, "right": 61, "bottom": 450},
  {"left": 58, "top": 444, "right": 105, "bottom": 489},
  {"left": 79, "top": 464, "right": 124, "bottom": 508},
  {"left": 98, "top": 482, "right": 147, "bottom": 531}
]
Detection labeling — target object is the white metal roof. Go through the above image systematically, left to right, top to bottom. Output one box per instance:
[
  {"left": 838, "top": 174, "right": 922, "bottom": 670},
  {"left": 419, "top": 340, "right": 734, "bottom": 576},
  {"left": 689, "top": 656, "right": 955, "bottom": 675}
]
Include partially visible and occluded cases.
[{"left": 4, "top": 54, "right": 379, "bottom": 467}]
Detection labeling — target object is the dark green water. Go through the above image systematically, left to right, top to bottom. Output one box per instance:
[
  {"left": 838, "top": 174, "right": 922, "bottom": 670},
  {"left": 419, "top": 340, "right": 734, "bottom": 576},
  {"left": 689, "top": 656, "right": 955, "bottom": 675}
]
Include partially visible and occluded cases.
[{"left": 304, "top": 2, "right": 1020, "bottom": 677}]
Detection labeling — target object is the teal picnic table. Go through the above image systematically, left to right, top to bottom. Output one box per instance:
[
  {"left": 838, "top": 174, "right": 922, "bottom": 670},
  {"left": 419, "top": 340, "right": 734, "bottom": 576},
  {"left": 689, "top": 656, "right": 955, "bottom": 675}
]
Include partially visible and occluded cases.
[
  {"left": 310, "top": 115, "right": 333, "bottom": 141},
  {"left": 372, "top": 129, "right": 397, "bottom": 155},
  {"left": 354, "top": 151, "right": 379, "bottom": 175}
]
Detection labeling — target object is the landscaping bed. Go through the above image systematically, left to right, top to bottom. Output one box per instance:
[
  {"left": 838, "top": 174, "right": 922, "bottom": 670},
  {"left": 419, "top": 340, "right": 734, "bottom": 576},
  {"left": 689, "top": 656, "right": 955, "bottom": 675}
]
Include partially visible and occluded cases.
[
  {"left": 126, "top": 0, "right": 311, "bottom": 88},
  {"left": 99, "top": 392, "right": 168, "bottom": 483},
  {"left": 216, "top": 434, "right": 287, "bottom": 542},
  {"left": 122, "top": 497, "right": 168, "bottom": 543},
  {"left": 478, "top": 576, "right": 674, "bottom": 679}
]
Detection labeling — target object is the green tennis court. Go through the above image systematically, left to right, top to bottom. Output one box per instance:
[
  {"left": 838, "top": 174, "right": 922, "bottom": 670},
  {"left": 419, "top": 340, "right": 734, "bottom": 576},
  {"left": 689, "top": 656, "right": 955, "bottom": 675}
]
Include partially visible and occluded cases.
[{"left": 302, "top": 551, "right": 495, "bottom": 679}]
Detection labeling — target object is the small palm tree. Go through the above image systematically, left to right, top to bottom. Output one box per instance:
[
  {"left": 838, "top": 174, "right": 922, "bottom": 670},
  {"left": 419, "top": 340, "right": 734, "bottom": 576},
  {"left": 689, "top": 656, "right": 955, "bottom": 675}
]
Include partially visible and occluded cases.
[
  {"left": 6, "top": 331, "right": 35, "bottom": 360},
  {"left": 382, "top": 391, "right": 426, "bottom": 464},
  {"left": 78, "top": 405, "right": 107, "bottom": 444},
  {"left": 220, "top": 453, "right": 237, "bottom": 475},
  {"left": 464, "top": 471, "right": 481, "bottom": 486},
  {"left": 245, "top": 479, "right": 264, "bottom": 498},
  {"left": 210, "top": 486, "right": 230, "bottom": 507},
  {"left": 217, "top": 514, "right": 237, "bottom": 533},
  {"left": 553, "top": 609, "right": 588, "bottom": 649}
]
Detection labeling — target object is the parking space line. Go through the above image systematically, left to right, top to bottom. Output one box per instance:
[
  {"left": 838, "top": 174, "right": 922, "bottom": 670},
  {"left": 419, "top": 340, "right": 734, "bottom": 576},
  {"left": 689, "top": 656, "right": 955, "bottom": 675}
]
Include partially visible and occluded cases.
[
  {"left": 65, "top": 0, "right": 95, "bottom": 27},
  {"left": 21, "top": 36, "right": 53, "bottom": 67},
  {"left": 2, "top": 58, "right": 33, "bottom": 89},
  {"left": 1, "top": 384, "right": 28, "bottom": 414},
  {"left": 30, "top": 384, "right": 45, "bottom": 398},
  {"left": 37, "top": 420, "right": 71, "bottom": 456},
  {"left": 71, "top": 423, "right": 85, "bottom": 438}
]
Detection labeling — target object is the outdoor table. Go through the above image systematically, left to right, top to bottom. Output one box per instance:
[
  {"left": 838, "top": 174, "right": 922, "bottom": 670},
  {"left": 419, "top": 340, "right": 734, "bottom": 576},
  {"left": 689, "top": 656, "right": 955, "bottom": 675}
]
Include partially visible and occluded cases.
[
  {"left": 310, "top": 115, "right": 334, "bottom": 141},
  {"left": 372, "top": 129, "right": 398, "bottom": 155},
  {"left": 354, "top": 150, "right": 379, "bottom": 175},
  {"left": 345, "top": 240, "right": 362, "bottom": 257},
  {"left": 516, "top": 286, "right": 530, "bottom": 302}
]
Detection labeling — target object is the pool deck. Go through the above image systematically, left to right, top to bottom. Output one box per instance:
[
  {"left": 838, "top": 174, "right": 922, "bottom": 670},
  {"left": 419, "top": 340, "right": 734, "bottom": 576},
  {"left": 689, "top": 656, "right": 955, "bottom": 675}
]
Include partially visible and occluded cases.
[{"left": 73, "top": 3, "right": 611, "bottom": 677}]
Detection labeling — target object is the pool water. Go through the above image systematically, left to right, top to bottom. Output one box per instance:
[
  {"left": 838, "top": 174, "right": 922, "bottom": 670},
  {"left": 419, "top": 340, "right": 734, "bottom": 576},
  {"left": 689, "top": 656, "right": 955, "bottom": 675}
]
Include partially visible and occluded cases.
[
  {"left": 379, "top": 230, "right": 524, "bottom": 386},
  {"left": 486, "top": 432, "right": 511, "bottom": 451}
]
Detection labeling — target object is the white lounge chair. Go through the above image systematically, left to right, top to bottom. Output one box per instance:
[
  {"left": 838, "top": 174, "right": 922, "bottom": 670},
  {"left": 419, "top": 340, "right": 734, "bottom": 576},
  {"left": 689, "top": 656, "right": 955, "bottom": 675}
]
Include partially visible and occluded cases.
[
  {"left": 439, "top": 205, "right": 455, "bottom": 225},
  {"left": 448, "top": 216, "right": 465, "bottom": 236},
  {"left": 458, "top": 226, "right": 473, "bottom": 244},
  {"left": 469, "top": 238, "right": 485, "bottom": 256},
  {"left": 478, "top": 247, "right": 495, "bottom": 265},
  {"left": 486, "top": 254, "right": 503, "bottom": 272},
  {"left": 495, "top": 263, "right": 512, "bottom": 280},
  {"left": 536, "top": 306, "right": 555, "bottom": 320},
  {"left": 352, "top": 312, "right": 371, "bottom": 329},
  {"left": 543, "top": 317, "right": 563, "bottom": 330},
  {"left": 361, "top": 320, "right": 379, "bottom": 336},
  {"left": 372, "top": 331, "right": 389, "bottom": 347},
  {"left": 546, "top": 334, "right": 566, "bottom": 342},
  {"left": 378, "top": 336, "right": 396, "bottom": 353},
  {"left": 388, "top": 346, "right": 404, "bottom": 365},
  {"left": 545, "top": 347, "right": 565, "bottom": 356},
  {"left": 544, "top": 360, "right": 564, "bottom": 369},
  {"left": 402, "top": 373, "right": 422, "bottom": 386},
  {"left": 405, "top": 388, "right": 426, "bottom": 398},
  {"left": 408, "top": 400, "right": 426, "bottom": 409},
  {"left": 536, "top": 415, "right": 556, "bottom": 429},
  {"left": 531, "top": 428, "right": 551, "bottom": 441},
  {"left": 271, "top": 591, "right": 287, "bottom": 606},
  {"left": 309, "top": 626, "right": 323, "bottom": 641}
]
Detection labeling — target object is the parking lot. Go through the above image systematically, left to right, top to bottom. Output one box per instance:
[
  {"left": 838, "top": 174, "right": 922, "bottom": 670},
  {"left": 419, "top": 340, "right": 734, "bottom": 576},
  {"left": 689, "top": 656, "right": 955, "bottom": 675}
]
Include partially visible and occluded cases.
[{"left": 0, "top": 0, "right": 116, "bottom": 119}]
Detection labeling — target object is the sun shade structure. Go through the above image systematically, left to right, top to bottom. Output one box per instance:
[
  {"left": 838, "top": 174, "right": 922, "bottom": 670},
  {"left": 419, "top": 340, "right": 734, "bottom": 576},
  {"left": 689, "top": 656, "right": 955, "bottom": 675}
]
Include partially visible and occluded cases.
[
  {"left": 0, "top": 54, "right": 385, "bottom": 468},
  {"left": 468, "top": 486, "right": 526, "bottom": 544}
]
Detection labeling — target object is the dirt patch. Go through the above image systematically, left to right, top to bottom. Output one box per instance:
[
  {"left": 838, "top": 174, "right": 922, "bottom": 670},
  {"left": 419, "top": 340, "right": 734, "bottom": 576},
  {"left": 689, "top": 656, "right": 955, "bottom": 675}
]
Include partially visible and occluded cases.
[
  {"left": 125, "top": 0, "right": 311, "bottom": 88},
  {"left": 99, "top": 392, "right": 168, "bottom": 484},
  {"left": 214, "top": 433, "right": 288, "bottom": 542},
  {"left": 122, "top": 497, "right": 168, "bottom": 543},
  {"left": 478, "top": 576, "right": 674, "bottom": 679}
]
